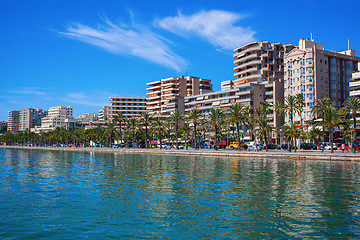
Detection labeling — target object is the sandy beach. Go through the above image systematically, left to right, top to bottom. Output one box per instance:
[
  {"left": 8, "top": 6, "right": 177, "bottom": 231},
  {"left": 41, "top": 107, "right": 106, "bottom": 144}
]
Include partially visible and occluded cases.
[{"left": 1, "top": 145, "right": 360, "bottom": 162}]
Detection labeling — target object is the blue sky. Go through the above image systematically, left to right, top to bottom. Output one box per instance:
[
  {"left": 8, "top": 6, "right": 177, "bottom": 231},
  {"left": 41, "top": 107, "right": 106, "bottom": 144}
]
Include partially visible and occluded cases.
[{"left": 1, "top": 0, "right": 359, "bottom": 120}]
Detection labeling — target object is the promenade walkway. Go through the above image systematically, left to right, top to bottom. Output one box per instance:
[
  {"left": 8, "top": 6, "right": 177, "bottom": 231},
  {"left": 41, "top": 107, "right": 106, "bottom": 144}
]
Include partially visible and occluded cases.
[{"left": 1, "top": 145, "right": 360, "bottom": 161}]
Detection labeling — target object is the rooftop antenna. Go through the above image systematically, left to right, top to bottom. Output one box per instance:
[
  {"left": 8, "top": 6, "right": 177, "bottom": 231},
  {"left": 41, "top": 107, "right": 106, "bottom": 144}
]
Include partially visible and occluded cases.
[
  {"left": 311, "top": 33, "right": 313, "bottom": 42},
  {"left": 348, "top": 39, "right": 350, "bottom": 50}
]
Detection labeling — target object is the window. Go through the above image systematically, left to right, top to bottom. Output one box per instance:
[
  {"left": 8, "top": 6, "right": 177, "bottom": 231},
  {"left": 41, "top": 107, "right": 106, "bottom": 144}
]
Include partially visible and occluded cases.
[
  {"left": 300, "top": 58, "right": 305, "bottom": 65},
  {"left": 306, "top": 58, "right": 313, "bottom": 64},
  {"left": 320, "top": 59, "right": 322, "bottom": 63},
  {"left": 300, "top": 67, "right": 305, "bottom": 74},
  {"left": 306, "top": 67, "right": 313, "bottom": 73},
  {"left": 300, "top": 76, "right": 305, "bottom": 83},
  {"left": 306, "top": 76, "right": 313, "bottom": 82},
  {"left": 307, "top": 84, "right": 313, "bottom": 91},
  {"left": 301, "top": 85, "right": 305, "bottom": 92},
  {"left": 307, "top": 93, "right": 313, "bottom": 100},
  {"left": 309, "top": 102, "right": 313, "bottom": 109}
]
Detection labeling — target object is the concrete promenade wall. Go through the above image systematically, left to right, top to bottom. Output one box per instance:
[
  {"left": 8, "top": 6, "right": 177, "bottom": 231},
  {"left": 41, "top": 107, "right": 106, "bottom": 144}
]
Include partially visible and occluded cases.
[{"left": 1, "top": 146, "right": 360, "bottom": 162}]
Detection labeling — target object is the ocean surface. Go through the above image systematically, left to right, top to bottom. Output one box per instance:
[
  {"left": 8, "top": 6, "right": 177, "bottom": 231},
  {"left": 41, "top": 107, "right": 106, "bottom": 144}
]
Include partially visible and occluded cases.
[{"left": 0, "top": 148, "right": 359, "bottom": 239}]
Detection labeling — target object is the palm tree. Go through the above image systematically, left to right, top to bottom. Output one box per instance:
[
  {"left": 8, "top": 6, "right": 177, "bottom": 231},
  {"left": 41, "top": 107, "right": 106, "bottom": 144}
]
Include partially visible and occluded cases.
[
  {"left": 295, "top": 93, "right": 305, "bottom": 124},
  {"left": 277, "top": 95, "right": 303, "bottom": 124},
  {"left": 342, "top": 97, "right": 360, "bottom": 142},
  {"left": 311, "top": 98, "right": 333, "bottom": 119},
  {"left": 227, "top": 103, "right": 247, "bottom": 150},
  {"left": 317, "top": 107, "right": 343, "bottom": 153},
  {"left": 188, "top": 108, "right": 201, "bottom": 150},
  {"left": 208, "top": 108, "right": 224, "bottom": 150},
  {"left": 168, "top": 110, "right": 185, "bottom": 150},
  {"left": 115, "top": 112, "right": 126, "bottom": 147},
  {"left": 141, "top": 112, "right": 151, "bottom": 149},
  {"left": 254, "top": 115, "right": 274, "bottom": 151},
  {"left": 128, "top": 117, "right": 138, "bottom": 149},
  {"left": 152, "top": 117, "right": 164, "bottom": 149},
  {"left": 105, "top": 123, "right": 118, "bottom": 148},
  {"left": 283, "top": 124, "right": 301, "bottom": 152},
  {"left": 307, "top": 128, "right": 323, "bottom": 150}
]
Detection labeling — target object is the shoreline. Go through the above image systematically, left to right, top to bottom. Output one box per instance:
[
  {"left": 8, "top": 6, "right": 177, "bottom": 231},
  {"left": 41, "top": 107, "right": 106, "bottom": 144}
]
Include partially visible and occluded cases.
[{"left": 1, "top": 145, "right": 360, "bottom": 162}]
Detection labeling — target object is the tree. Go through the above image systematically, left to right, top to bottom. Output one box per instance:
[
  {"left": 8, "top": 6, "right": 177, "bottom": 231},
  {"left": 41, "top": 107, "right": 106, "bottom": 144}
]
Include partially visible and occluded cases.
[
  {"left": 276, "top": 95, "right": 303, "bottom": 124},
  {"left": 342, "top": 97, "right": 360, "bottom": 142},
  {"left": 227, "top": 103, "right": 248, "bottom": 150},
  {"left": 318, "top": 107, "right": 343, "bottom": 153},
  {"left": 188, "top": 108, "right": 201, "bottom": 150},
  {"left": 208, "top": 108, "right": 224, "bottom": 150},
  {"left": 168, "top": 111, "right": 184, "bottom": 150},
  {"left": 115, "top": 112, "right": 126, "bottom": 147},
  {"left": 141, "top": 112, "right": 151, "bottom": 149},
  {"left": 254, "top": 116, "right": 274, "bottom": 151},
  {"left": 128, "top": 117, "right": 138, "bottom": 149},
  {"left": 152, "top": 117, "right": 164, "bottom": 149},
  {"left": 105, "top": 123, "right": 118, "bottom": 148},
  {"left": 283, "top": 124, "right": 301, "bottom": 152},
  {"left": 307, "top": 128, "right": 323, "bottom": 150}
]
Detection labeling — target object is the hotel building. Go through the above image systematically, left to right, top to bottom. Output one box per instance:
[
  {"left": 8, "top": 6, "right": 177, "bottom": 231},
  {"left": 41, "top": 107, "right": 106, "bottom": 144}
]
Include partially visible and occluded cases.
[
  {"left": 284, "top": 38, "right": 360, "bottom": 125},
  {"left": 146, "top": 76, "right": 213, "bottom": 116},
  {"left": 109, "top": 96, "right": 147, "bottom": 120},
  {"left": 33, "top": 106, "right": 75, "bottom": 132},
  {"left": 99, "top": 106, "right": 111, "bottom": 122},
  {"left": 7, "top": 108, "right": 47, "bottom": 132},
  {"left": 7, "top": 111, "right": 19, "bottom": 133},
  {"left": 76, "top": 113, "right": 99, "bottom": 123}
]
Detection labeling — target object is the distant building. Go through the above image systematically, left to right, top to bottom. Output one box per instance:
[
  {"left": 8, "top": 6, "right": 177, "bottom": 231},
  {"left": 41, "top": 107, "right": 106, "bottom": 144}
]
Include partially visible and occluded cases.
[
  {"left": 284, "top": 38, "right": 360, "bottom": 125},
  {"left": 349, "top": 67, "right": 360, "bottom": 98},
  {"left": 147, "top": 76, "right": 213, "bottom": 116},
  {"left": 109, "top": 96, "right": 147, "bottom": 120},
  {"left": 33, "top": 106, "right": 75, "bottom": 132},
  {"left": 99, "top": 106, "right": 111, "bottom": 122},
  {"left": 19, "top": 108, "right": 47, "bottom": 131},
  {"left": 7, "top": 111, "right": 19, "bottom": 133},
  {"left": 76, "top": 113, "right": 99, "bottom": 123},
  {"left": 0, "top": 121, "right": 8, "bottom": 129}
]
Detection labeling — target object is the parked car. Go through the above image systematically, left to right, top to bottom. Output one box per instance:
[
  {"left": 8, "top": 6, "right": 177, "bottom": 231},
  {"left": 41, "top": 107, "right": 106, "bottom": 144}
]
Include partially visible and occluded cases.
[
  {"left": 229, "top": 142, "right": 248, "bottom": 150},
  {"left": 322, "top": 142, "right": 337, "bottom": 150},
  {"left": 191, "top": 143, "right": 208, "bottom": 149},
  {"left": 267, "top": 143, "right": 280, "bottom": 149},
  {"left": 300, "top": 143, "right": 316, "bottom": 150},
  {"left": 281, "top": 144, "right": 297, "bottom": 150}
]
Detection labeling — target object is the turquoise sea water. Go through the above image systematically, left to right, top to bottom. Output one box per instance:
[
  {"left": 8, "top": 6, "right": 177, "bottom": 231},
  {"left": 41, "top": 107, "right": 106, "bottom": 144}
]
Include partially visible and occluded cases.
[{"left": 0, "top": 148, "right": 359, "bottom": 239}]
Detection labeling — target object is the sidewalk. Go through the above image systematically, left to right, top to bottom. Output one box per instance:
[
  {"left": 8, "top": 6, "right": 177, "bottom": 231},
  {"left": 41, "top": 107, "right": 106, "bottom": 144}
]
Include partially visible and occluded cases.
[{"left": 1, "top": 145, "right": 360, "bottom": 162}]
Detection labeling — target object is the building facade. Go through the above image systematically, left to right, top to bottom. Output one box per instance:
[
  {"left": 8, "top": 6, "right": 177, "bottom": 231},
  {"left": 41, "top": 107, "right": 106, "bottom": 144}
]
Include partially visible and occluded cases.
[
  {"left": 284, "top": 38, "right": 360, "bottom": 125},
  {"left": 147, "top": 76, "right": 213, "bottom": 116},
  {"left": 109, "top": 96, "right": 147, "bottom": 120},
  {"left": 33, "top": 106, "right": 75, "bottom": 132},
  {"left": 99, "top": 106, "right": 111, "bottom": 122},
  {"left": 19, "top": 108, "right": 47, "bottom": 131},
  {"left": 7, "top": 111, "right": 19, "bottom": 133},
  {"left": 76, "top": 113, "right": 99, "bottom": 123},
  {"left": 0, "top": 121, "right": 7, "bottom": 129}
]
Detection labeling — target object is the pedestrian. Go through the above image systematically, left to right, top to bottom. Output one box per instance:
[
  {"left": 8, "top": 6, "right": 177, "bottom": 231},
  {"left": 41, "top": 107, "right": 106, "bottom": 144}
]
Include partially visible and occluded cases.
[
  {"left": 341, "top": 143, "right": 345, "bottom": 153},
  {"left": 320, "top": 144, "right": 324, "bottom": 153}
]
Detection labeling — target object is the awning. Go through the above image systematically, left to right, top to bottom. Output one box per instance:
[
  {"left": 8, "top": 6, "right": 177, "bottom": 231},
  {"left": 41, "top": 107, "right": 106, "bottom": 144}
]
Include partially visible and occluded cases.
[
  {"left": 235, "top": 79, "right": 247, "bottom": 85},
  {"left": 196, "top": 96, "right": 204, "bottom": 101},
  {"left": 221, "top": 99, "right": 229, "bottom": 104},
  {"left": 212, "top": 101, "right": 221, "bottom": 106}
]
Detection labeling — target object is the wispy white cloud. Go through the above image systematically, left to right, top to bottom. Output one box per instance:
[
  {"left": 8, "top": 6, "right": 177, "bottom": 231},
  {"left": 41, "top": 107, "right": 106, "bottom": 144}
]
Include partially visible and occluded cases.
[
  {"left": 155, "top": 10, "right": 256, "bottom": 50},
  {"left": 59, "top": 17, "right": 186, "bottom": 72},
  {"left": 8, "top": 87, "right": 46, "bottom": 96},
  {"left": 60, "top": 92, "right": 109, "bottom": 107}
]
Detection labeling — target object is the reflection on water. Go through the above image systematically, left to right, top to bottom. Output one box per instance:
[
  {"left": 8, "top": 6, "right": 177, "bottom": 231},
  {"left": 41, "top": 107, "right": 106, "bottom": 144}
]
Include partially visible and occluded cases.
[{"left": 0, "top": 148, "right": 359, "bottom": 239}]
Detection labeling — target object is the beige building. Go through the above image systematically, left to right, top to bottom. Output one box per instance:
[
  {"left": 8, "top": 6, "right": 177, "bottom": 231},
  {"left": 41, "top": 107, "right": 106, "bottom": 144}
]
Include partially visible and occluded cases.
[
  {"left": 284, "top": 38, "right": 360, "bottom": 125},
  {"left": 349, "top": 71, "right": 360, "bottom": 98},
  {"left": 147, "top": 76, "right": 213, "bottom": 116},
  {"left": 109, "top": 96, "right": 147, "bottom": 120},
  {"left": 33, "top": 106, "right": 75, "bottom": 132},
  {"left": 99, "top": 106, "right": 111, "bottom": 122},
  {"left": 19, "top": 108, "right": 47, "bottom": 131},
  {"left": 7, "top": 111, "right": 19, "bottom": 133},
  {"left": 76, "top": 113, "right": 99, "bottom": 123},
  {"left": 0, "top": 121, "right": 7, "bottom": 129}
]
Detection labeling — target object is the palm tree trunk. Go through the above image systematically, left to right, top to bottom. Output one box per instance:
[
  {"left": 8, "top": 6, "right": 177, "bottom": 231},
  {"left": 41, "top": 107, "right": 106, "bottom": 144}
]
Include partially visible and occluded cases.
[
  {"left": 353, "top": 115, "right": 357, "bottom": 142},
  {"left": 236, "top": 122, "right": 240, "bottom": 151},
  {"left": 175, "top": 124, "right": 179, "bottom": 150},
  {"left": 194, "top": 124, "right": 198, "bottom": 150},
  {"left": 145, "top": 125, "right": 148, "bottom": 149},
  {"left": 215, "top": 126, "right": 218, "bottom": 150},
  {"left": 159, "top": 128, "right": 162, "bottom": 149},
  {"left": 132, "top": 129, "right": 135, "bottom": 149},
  {"left": 330, "top": 129, "right": 333, "bottom": 153},
  {"left": 293, "top": 137, "right": 296, "bottom": 152}
]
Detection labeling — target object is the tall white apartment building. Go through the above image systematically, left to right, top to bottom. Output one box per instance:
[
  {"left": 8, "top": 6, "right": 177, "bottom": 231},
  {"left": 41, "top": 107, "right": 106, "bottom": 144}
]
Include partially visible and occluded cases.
[
  {"left": 284, "top": 38, "right": 360, "bottom": 125},
  {"left": 147, "top": 76, "right": 213, "bottom": 116},
  {"left": 33, "top": 106, "right": 75, "bottom": 132},
  {"left": 19, "top": 108, "right": 47, "bottom": 131},
  {"left": 7, "top": 111, "right": 19, "bottom": 133},
  {"left": 76, "top": 113, "right": 99, "bottom": 123}
]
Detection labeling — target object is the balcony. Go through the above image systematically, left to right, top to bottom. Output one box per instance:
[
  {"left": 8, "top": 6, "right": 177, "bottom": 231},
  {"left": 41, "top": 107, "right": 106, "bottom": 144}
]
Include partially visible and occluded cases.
[
  {"left": 233, "top": 53, "right": 258, "bottom": 64},
  {"left": 234, "top": 60, "right": 262, "bottom": 71},
  {"left": 234, "top": 67, "right": 258, "bottom": 77}
]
